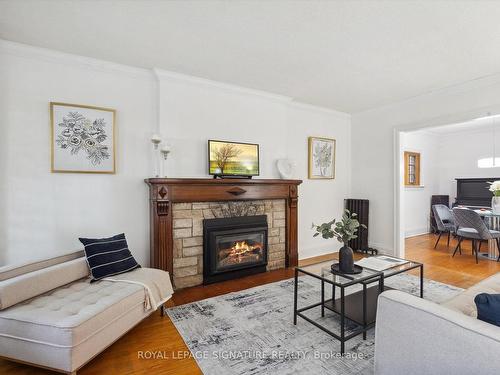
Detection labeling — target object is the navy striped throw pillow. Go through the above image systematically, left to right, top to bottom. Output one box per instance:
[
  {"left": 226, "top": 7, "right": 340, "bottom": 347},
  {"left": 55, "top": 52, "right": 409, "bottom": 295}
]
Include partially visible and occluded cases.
[{"left": 79, "top": 233, "right": 140, "bottom": 281}]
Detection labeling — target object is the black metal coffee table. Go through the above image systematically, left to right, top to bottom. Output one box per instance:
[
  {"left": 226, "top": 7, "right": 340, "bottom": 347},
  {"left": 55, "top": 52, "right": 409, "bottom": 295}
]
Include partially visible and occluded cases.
[{"left": 293, "top": 257, "right": 424, "bottom": 354}]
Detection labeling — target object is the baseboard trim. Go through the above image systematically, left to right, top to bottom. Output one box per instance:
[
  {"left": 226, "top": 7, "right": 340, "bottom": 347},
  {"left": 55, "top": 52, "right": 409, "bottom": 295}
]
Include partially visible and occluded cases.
[
  {"left": 405, "top": 228, "right": 430, "bottom": 238},
  {"left": 405, "top": 231, "right": 431, "bottom": 238},
  {"left": 368, "top": 242, "right": 394, "bottom": 256},
  {"left": 298, "top": 252, "right": 338, "bottom": 267}
]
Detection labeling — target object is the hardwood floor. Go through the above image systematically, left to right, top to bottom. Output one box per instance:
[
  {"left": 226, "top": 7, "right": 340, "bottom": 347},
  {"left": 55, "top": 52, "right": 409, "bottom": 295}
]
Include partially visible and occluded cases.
[
  {"left": 2, "top": 233, "right": 500, "bottom": 375},
  {"left": 405, "top": 233, "right": 500, "bottom": 288}
]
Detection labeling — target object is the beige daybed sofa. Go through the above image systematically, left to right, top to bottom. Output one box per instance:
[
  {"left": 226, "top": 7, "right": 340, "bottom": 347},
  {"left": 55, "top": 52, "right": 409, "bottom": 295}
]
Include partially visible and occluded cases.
[{"left": 0, "top": 251, "right": 173, "bottom": 374}]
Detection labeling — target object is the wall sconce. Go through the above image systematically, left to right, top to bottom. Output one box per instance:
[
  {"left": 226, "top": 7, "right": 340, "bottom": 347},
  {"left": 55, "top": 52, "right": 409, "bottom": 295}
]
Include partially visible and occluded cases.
[
  {"left": 151, "top": 134, "right": 162, "bottom": 177},
  {"left": 160, "top": 143, "right": 171, "bottom": 178}
]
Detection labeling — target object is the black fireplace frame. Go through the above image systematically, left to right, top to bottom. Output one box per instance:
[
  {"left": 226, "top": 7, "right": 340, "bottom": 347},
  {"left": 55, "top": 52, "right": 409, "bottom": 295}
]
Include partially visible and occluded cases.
[{"left": 203, "top": 215, "right": 268, "bottom": 284}]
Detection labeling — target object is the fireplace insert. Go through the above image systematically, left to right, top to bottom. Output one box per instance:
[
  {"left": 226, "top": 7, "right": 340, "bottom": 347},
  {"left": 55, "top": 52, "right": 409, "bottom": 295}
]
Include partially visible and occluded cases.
[{"left": 203, "top": 215, "right": 268, "bottom": 284}]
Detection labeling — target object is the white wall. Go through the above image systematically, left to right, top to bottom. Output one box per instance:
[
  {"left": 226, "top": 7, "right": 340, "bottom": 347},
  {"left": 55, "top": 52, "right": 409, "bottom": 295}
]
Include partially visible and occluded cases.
[
  {"left": 1, "top": 40, "right": 351, "bottom": 266},
  {"left": 0, "top": 42, "right": 155, "bottom": 266},
  {"left": 155, "top": 71, "right": 352, "bottom": 259},
  {"left": 156, "top": 71, "right": 288, "bottom": 178},
  {"left": 351, "top": 74, "right": 500, "bottom": 255},
  {"left": 286, "top": 104, "right": 351, "bottom": 258},
  {"left": 437, "top": 127, "right": 500, "bottom": 201},
  {"left": 401, "top": 131, "right": 440, "bottom": 237}
]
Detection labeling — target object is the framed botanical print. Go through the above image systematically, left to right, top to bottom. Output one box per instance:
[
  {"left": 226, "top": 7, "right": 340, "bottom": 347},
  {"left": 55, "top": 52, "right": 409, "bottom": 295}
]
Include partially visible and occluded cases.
[
  {"left": 50, "top": 102, "right": 116, "bottom": 173},
  {"left": 308, "top": 136, "right": 336, "bottom": 179}
]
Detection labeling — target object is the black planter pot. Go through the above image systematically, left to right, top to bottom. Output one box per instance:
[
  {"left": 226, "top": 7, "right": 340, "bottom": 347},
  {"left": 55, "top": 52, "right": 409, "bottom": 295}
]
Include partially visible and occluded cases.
[{"left": 338, "top": 244, "right": 354, "bottom": 273}]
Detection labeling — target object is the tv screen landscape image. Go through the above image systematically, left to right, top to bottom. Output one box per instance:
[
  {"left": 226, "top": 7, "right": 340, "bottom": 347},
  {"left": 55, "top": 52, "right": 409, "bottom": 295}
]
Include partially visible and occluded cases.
[{"left": 208, "top": 140, "right": 259, "bottom": 176}]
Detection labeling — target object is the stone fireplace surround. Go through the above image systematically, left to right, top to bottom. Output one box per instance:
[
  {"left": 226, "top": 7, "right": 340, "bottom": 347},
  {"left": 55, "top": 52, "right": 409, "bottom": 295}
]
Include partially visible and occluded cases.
[
  {"left": 145, "top": 178, "right": 302, "bottom": 289},
  {"left": 172, "top": 200, "right": 286, "bottom": 288}
]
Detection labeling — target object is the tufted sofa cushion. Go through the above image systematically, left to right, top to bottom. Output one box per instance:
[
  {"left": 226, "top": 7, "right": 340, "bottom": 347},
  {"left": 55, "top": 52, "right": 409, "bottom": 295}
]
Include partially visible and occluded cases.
[
  {"left": 0, "top": 257, "right": 90, "bottom": 310},
  {"left": 442, "top": 273, "right": 500, "bottom": 317},
  {"left": 0, "top": 278, "right": 144, "bottom": 348}
]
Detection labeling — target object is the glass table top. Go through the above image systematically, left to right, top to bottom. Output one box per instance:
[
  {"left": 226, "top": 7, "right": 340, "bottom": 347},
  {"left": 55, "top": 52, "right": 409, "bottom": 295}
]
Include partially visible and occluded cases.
[
  {"left": 450, "top": 207, "right": 500, "bottom": 217},
  {"left": 474, "top": 209, "right": 500, "bottom": 217},
  {"left": 297, "top": 256, "right": 422, "bottom": 286},
  {"left": 381, "top": 258, "right": 422, "bottom": 277},
  {"left": 297, "top": 261, "right": 381, "bottom": 286}
]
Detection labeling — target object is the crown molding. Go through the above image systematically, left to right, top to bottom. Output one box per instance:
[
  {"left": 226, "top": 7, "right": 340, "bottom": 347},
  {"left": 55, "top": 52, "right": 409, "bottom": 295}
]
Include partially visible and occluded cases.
[
  {"left": 0, "top": 39, "right": 153, "bottom": 80},
  {"left": 1, "top": 39, "right": 351, "bottom": 117},
  {"left": 153, "top": 68, "right": 292, "bottom": 103},
  {"left": 154, "top": 68, "right": 351, "bottom": 116},
  {"left": 357, "top": 71, "right": 500, "bottom": 116},
  {"left": 288, "top": 100, "right": 351, "bottom": 119},
  {"left": 412, "top": 129, "right": 438, "bottom": 136}
]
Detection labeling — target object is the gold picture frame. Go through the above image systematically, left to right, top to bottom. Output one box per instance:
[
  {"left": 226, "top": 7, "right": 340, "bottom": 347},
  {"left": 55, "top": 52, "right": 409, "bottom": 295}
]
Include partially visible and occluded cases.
[
  {"left": 50, "top": 102, "right": 116, "bottom": 174},
  {"left": 308, "top": 136, "right": 336, "bottom": 179}
]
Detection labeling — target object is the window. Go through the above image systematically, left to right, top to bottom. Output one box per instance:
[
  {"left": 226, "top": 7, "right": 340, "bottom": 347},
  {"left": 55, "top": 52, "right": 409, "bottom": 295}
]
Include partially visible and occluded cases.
[
  {"left": 404, "top": 151, "right": 421, "bottom": 186},
  {"left": 478, "top": 157, "right": 500, "bottom": 168}
]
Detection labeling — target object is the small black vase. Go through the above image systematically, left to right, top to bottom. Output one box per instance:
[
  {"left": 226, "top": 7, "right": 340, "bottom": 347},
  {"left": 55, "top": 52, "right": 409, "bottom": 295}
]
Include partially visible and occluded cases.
[{"left": 339, "top": 244, "right": 354, "bottom": 273}]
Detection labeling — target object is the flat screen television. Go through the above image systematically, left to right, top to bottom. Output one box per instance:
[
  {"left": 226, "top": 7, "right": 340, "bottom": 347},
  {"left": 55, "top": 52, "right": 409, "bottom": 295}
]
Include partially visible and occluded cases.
[{"left": 208, "top": 140, "right": 259, "bottom": 177}]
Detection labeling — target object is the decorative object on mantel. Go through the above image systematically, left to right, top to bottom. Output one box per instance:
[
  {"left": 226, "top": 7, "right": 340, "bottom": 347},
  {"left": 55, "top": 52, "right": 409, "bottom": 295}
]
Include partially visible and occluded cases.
[
  {"left": 50, "top": 102, "right": 115, "bottom": 173},
  {"left": 150, "top": 134, "right": 162, "bottom": 177},
  {"left": 308, "top": 136, "right": 335, "bottom": 179},
  {"left": 209, "top": 140, "right": 259, "bottom": 179},
  {"left": 160, "top": 143, "right": 171, "bottom": 177},
  {"left": 276, "top": 158, "right": 296, "bottom": 179},
  {"left": 488, "top": 180, "right": 500, "bottom": 214},
  {"left": 312, "top": 209, "right": 366, "bottom": 274}
]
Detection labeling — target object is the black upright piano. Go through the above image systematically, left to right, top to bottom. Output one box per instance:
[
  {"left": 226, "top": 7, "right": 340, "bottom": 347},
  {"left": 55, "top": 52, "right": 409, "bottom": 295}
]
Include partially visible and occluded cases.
[{"left": 454, "top": 178, "right": 499, "bottom": 208}]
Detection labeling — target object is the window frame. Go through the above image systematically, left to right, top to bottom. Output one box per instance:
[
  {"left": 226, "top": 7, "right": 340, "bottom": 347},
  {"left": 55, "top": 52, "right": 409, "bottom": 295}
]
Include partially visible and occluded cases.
[{"left": 404, "top": 151, "right": 421, "bottom": 186}]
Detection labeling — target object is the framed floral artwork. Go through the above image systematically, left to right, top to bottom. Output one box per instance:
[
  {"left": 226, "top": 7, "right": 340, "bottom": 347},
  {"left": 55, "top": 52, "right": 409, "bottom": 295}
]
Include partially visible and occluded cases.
[
  {"left": 50, "top": 102, "right": 116, "bottom": 173},
  {"left": 308, "top": 136, "right": 335, "bottom": 179}
]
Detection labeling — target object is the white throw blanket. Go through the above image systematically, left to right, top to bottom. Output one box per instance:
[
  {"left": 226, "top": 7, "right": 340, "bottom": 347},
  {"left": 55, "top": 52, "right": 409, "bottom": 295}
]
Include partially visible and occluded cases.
[{"left": 103, "top": 267, "right": 174, "bottom": 310}]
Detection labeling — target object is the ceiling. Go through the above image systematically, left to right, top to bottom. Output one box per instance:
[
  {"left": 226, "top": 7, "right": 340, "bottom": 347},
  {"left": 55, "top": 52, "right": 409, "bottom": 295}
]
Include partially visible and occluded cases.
[
  {"left": 2, "top": 0, "right": 500, "bottom": 113},
  {"left": 422, "top": 114, "right": 500, "bottom": 135}
]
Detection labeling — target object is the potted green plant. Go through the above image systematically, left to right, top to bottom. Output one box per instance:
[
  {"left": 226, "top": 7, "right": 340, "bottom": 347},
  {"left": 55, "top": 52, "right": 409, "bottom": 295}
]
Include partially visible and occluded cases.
[{"left": 312, "top": 209, "right": 366, "bottom": 273}]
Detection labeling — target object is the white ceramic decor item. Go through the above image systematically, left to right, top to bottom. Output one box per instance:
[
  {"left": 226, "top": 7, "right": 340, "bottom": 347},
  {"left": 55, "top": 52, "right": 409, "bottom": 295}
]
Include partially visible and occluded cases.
[{"left": 276, "top": 159, "right": 295, "bottom": 179}]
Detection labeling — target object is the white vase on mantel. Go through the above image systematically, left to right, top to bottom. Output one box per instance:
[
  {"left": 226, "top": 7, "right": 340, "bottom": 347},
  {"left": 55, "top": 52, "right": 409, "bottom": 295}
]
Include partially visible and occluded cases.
[{"left": 492, "top": 196, "right": 500, "bottom": 214}]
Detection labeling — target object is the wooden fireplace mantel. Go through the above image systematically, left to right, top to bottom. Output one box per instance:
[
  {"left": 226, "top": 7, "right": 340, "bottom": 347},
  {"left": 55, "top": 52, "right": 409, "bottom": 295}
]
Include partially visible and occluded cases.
[{"left": 145, "top": 178, "right": 302, "bottom": 281}]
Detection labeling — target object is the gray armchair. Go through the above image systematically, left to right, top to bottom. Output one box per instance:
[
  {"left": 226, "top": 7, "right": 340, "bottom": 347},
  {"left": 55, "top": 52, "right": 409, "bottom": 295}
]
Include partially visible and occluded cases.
[
  {"left": 432, "top": 204, "right": 455, "bottom": 249},
  {"left": 452, "top": 207, "right": 500, "bottom": 263}
]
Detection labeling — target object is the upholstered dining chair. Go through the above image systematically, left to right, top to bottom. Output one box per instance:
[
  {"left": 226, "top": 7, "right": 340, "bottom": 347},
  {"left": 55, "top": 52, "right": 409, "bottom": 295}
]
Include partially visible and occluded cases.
[
  {"left": 432, "top": 204, "right": 455, "bottom": 248},
  {"left": 452, "top": 207, "right": 500, "bottom": 263}
]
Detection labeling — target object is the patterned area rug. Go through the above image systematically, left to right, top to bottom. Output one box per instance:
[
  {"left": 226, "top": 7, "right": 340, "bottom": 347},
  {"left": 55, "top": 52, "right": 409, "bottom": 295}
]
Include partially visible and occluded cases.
[{"left": 167, "top": 273, "right": 462, "bottom": 375}]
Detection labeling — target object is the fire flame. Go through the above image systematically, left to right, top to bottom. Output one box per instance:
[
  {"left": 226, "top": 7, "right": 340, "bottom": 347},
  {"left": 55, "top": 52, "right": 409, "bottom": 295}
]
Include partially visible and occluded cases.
[
  {"left": 217, "top": 240, "right": 264, "bottom": 267},
  {"left": 230, "top": 241, "right": 253, "bottom": 257}
]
